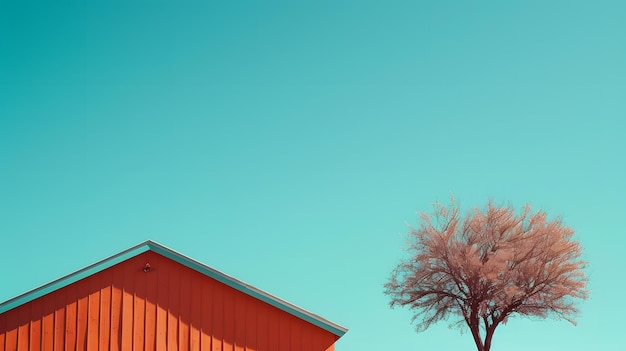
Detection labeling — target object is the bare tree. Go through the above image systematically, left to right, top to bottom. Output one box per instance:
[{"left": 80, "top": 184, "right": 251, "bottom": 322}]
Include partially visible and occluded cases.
[{"left": 384, "top": 199, "right": 588, "bottom": 351}]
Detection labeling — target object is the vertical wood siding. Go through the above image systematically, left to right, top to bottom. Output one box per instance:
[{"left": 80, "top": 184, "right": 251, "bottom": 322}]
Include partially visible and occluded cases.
[{"left": 0, "top": 253, "right": 338, "bottom": 351}]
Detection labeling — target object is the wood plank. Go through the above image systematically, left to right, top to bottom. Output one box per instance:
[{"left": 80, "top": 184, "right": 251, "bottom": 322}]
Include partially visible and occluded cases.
[
  {"left": 144, "top": 254, "right": 158, "bottom": 351},
  {"left": 155, "top": 255, "right": 168, "bottom": 350},
  {"left": 121, "top": 263, "right": 135, "bottom": 351},
  {"left": 167, "top": 263, "right": 180, "bottom": 351},
  {"left": 133, "top": 264, "right": 146, "bottom": 351},
  {"left": 178, "top": 266, "right": 190, "bottom": 351},
  {"left": 99, "top": 269, "right": 112, "bottom": 351},
  {"left": 109, "top": 269, "right": 123, "bottom": 351},
  {"left": 189, "top": 270, "right": 202, "bottom": 351},
  {"left": 87, "top": 277, "right": 101, "bottom": 351},
  {"left": 200, "top": 279, "right": 212, "bottom": 350},
  {"left": 76, "top": 280, "right": 89, "bottom": 350},
  {"left": 211, "top": 281, "right": 223, "bottom": 351},
  {"left": 64, "top": 283, "right": 77, "bottom": 351},
  {"left": 222, "top": 286, "right": 234, "bottom": 351},
  {"left": 38, "top": 293, "right": 55, "bottom": 351},
  {"left": 233, "top": 293, "right": 245, "bottom": 351},
  {"left": 244, "top": 296, "right": 257, "bottom": 351},
  {"left": 29, "top": 297, "right": 42, "bottom": 351},
  {"left": 41, "top": 298, "right": 55, "bottom": 351},
  {"left": 53, "top": 300, "right": 65, "bottom": 351},
  {"left": 255, "top": 301, "right": 268, "bottom": 351},
  {"left": 18, "top": 304, "right": 30, "bottom": 350},
  {"left": 266, "top": 305, "right": 279, "bottom": 351},
  {"left": 0, "top": 307, "right": 14, "bottom": 350},
  {"left": 4, "top": 308, "right": 19, "bottom": 350},
  {"left": 278, "top": 309, "right": 289, "bottom": 351},
  {"left": 0, "top": 313, "right": 7, "bottom": 350},
  {"left": 0, "top": 314, "right": 5, "bottom": 351},
  {"left": 289, "top": 316, "right": 301, "bottom": 351},
  {"left": 300, "top": 320, "right": 314, "bottom": 351},
  {"left": 300, "top": 321, "right": 311, "bottom": 351},
  {"left": 310, "top": 326, "right": 326, "bottom": 351},
  {"left": 6, "top": 327, "right": 18, "bottom": 350}
]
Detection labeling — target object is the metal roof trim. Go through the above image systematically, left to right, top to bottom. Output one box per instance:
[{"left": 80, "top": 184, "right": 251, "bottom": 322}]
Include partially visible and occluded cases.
[
  {"left": 0, "top": 240, "right": 348, "bottom": 337},
  {"left": 0, "top": 242, "right": 151, "bottom": 314}
]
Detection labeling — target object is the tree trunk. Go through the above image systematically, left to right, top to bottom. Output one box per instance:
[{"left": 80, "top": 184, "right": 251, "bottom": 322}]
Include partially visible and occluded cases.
[
  {"left": 469, "top": 320, "right": 497, "bottom": 351},
  {"left": 469, "top": 325, "right": 484, "bottom": 351},
  {"left": 483, "top": 325, "right": 496, "bottom": 351}
]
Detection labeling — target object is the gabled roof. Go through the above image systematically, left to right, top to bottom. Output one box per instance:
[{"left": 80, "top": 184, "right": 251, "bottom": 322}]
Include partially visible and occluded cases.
[{"left": 0, "top": 240, "right": 347, "bottom": 337}]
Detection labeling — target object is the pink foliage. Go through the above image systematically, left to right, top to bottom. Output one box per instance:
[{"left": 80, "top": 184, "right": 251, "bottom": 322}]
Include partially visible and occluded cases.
[{"left": 385, "top": 199, "right": 588, "bottom": 351}]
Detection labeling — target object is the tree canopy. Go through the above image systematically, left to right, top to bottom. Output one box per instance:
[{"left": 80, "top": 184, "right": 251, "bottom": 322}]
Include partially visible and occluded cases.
[{"left": 384, "top": 199, "right": 588, "bottom": 351}]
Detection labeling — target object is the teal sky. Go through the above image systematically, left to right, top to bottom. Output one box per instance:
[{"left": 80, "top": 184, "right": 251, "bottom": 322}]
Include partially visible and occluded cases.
[{"left": 1, "top": 1, "right": 625, "bottom": 349}]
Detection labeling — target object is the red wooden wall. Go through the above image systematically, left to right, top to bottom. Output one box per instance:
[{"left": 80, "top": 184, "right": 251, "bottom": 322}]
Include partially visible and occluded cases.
[{"left": 0, "top": 252, "right": 338, "bottom": 351}]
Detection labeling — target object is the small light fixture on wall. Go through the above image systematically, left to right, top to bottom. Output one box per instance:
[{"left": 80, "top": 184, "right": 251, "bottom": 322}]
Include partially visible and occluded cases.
[{"left": 143, "top": 262, "right": 151, "bottom": 272}]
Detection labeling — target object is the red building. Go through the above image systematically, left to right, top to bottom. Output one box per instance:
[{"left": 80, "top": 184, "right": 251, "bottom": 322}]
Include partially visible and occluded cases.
[{"left": 0, "top": 241, "right": 346, "bottom": 350}]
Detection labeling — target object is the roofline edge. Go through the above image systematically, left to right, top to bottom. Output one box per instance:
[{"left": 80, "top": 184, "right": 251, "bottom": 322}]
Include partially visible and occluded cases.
[{"left": 0, "top": 240, "right": 348, "bottom": 337}]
